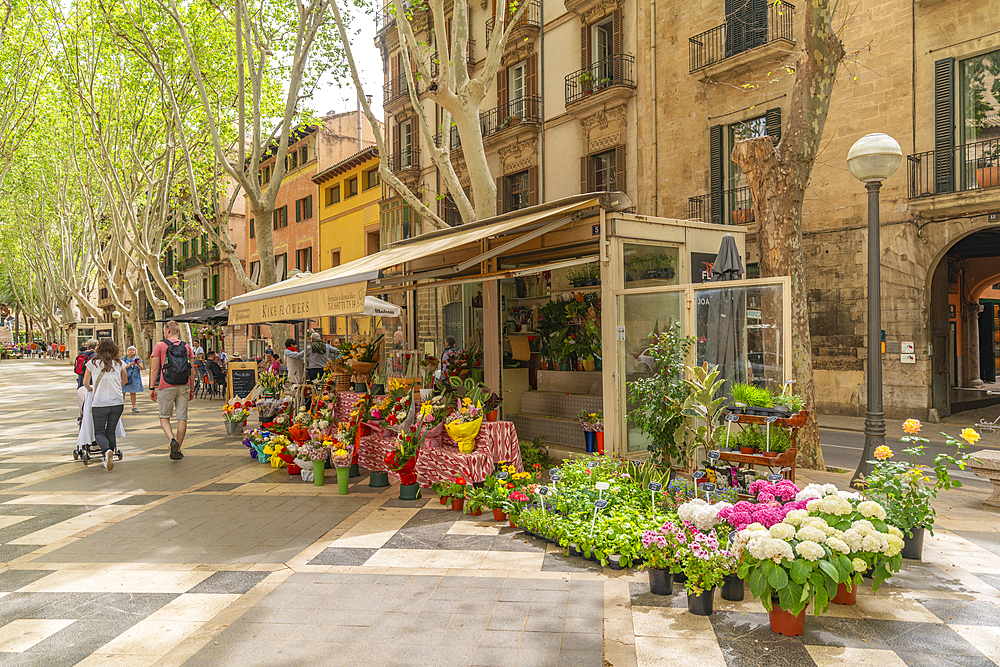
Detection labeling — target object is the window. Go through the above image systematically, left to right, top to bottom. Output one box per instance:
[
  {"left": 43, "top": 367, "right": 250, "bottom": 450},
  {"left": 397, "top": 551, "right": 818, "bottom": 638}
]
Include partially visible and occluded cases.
[
  {"left": 724, "top": 0, "right": 768, "bottom": 59},
  {"left": 592, "top": 17, "right": 613, "bottom": 63},
  {"left": 960, "top": 50, "right": 1000, "bottom": 147},
  {"left": 508, "top": 61, "right": 527, "bottom": 117},
  {"left": 701, "top": 110, "right": 779, "bottom": 224},
  {"left": 728, "top": 115, "right": 767, "bottom": 190},
  {"left": 400, "top": 121, "right": 413, "bottom": 166},
  {"left": 300, "top": 145, "right": 309, "bottom": 164},
  {"left": 583, "top": 146, "right": 624, "bottom": 193},
  {"left": 291, "top": 151, "right": 299, "bottom": 169},
  {"left": 365, "top": 169, "right": 380, "bottom": 190},
  {"left": 503, "top": 169, "right": 535, "bottom": 213},
  {"left": 347, "top": 176, "right": 358, "bottom": 197},
  {"left": 326, "top": 184, "right": 341, "bottom": 206},
  {"left": 441, "top": 193, "right": 463, "bottom": 227},
  {"left": 295, "top": 195, "right": 313, "bottom": 222},
  {"left": 381, "top": 199, "right": 415, "bottom": 243},
  {"left": 272, "top": 205, "right": 288, "bottom": 230},
  {"left": 249, "top": 218, "right": 255, "bottom": 239},
  {"left": 366, "top": 230, "right": 380, "bottom": 255},
  {"left": 191, "top": 237, "right": 198, "bottom": 255},
  {"left": 182, "top": 241, "right": 188, "bottom": 258},
  {"left": 296, "top": 247, "right": 312, "bottom": 273},
  {"left": 330, "top": 250, "right": 341, "bottom": 268},
  {"left": 276, "top": 253, "right": 287, "bottom": 281},
  {"left": 249, "top": 260, "right": 260, "bottom": 284}
]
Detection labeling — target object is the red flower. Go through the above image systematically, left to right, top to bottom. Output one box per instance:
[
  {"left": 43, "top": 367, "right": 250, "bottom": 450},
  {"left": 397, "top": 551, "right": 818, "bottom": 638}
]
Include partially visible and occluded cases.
[
  {"left": 233, "top": 401, "right": 242, "bottom": 409},
  {"left": 532, "top": 463, "right": 542, "bottom": 470},
  {"left": 456, "top": 478, "right": 467, "bottom": 485},
  {"left": 507, "top": 483, "right": 514, "bottom": 489}
]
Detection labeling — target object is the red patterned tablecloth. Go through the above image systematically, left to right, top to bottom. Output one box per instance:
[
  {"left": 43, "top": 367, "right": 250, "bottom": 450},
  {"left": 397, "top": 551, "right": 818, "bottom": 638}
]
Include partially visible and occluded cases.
[{"left": 332, "top": 391, "right": 524, "bottom": 485}]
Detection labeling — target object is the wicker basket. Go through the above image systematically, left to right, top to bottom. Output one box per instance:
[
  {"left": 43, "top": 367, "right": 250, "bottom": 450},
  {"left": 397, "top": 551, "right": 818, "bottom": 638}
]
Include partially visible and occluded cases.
[{"left": 334, "top": 373, "right": 352, "bottom": 392}]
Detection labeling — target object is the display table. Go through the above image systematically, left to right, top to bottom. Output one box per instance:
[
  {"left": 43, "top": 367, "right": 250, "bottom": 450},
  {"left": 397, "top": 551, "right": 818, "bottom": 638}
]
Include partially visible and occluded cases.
[
  {"left": 334, "top": 391, "right": 524, "bottom": 485},
  {"left": 717, "top": 409, "right": 808, "bottom": 483}
]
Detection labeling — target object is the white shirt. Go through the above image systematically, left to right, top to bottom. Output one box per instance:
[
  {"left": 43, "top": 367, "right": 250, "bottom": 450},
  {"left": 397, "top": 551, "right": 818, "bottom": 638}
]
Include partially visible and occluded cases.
[
  {"left": 193, "top": 345, "right": 205, "bottom": 356},
  {"left": 86, "top": 360, "right": 126, "bottom": 408}
]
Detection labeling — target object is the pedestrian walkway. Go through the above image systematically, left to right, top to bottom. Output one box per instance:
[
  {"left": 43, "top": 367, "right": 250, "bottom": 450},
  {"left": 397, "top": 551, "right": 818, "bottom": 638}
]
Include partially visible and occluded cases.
[{"left": 0, "top": 359, "right": 998, "bottom": 667}]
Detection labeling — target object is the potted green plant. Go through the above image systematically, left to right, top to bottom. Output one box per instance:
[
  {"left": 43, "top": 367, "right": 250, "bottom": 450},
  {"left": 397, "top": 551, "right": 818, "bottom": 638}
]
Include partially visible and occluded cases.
[
  {"left": 578, "top": 71, "right": 595, "bottom": 95},
  {"left": 976, "top": 146, "right": 1000, "bottom": 188},
  {"left": 680, "top": 363, "right": 727, "bottom": 471},
  {"left": 861, "top": 419, "right": 980, "bottom": 560},
  {"left": 448, "top": 477, "right": 468, "bottom": 511},
  {"left": 431, "top": 481, "right": 449, "bottom": 505},
  {"left": 464, "top": 484, "right": 487, "bottom": 516},
  {"left": 639, "top": 520, "right": 694, "bottom": 595},
  {"left": 683, "top": 533, "right": 737, "bottom": 616}
]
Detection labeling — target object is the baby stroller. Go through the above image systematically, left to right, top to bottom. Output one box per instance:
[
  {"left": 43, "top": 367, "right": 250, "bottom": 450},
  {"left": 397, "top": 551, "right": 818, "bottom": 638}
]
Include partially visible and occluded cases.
[
  {"left": 74, "top": 387, "right": 126, "bottom": 466},
  {"left": 73, "top": 441, "right": 123, "bottom": 466}
]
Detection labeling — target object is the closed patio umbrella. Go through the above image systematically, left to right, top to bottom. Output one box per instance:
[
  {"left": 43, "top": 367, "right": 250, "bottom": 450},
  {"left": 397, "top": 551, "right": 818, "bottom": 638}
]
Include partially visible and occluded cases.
[{"left": 706, "top": 233, "right": 746, "bottom": 397}]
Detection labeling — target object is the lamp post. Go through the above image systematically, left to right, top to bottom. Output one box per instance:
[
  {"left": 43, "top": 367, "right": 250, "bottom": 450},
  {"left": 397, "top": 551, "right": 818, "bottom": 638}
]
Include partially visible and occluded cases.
[{"left": 847, "top": 133, "right": 902, "bottom": 488}]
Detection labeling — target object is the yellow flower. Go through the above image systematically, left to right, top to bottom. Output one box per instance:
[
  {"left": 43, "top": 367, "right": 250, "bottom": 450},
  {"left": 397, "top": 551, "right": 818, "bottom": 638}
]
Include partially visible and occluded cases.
[
  {"left": 902, "top": 419, "right": 922, "bottom": 434},
  {"left": 960, "top": 428, "right": 980, "bottom": 445},
  {"left": 874, "top": 445, "right": 893, "bottom": 461}
]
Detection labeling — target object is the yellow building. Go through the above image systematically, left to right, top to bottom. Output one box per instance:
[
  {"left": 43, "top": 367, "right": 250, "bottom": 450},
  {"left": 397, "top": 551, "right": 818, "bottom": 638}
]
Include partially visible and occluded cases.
[{"left": 314, "top": 146, "right": 382, "bottom": 337}]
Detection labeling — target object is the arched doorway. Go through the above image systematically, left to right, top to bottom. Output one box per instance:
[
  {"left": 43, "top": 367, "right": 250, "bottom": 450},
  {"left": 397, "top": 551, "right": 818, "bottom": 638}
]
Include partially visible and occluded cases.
[{"left": 928, "top": 225, "right": 1000, "bottom": 416}]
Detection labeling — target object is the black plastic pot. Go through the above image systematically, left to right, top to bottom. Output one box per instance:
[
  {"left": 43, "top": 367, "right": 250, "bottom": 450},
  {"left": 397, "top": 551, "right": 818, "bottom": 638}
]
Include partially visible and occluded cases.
[
  {"left": 353, "top": 382, "right": 367, "bottom": 392},
  {"left": 370, "top": 384, "right": 385, "bottom": 396},
  {"left": 348, "top": 463, "right": 361, "bottom": 478},
  {"left": 368, "top": 471, "right": 390, "bottom": 488},
  {"left": 902, "top": 526, "right": 925, "bottom": 560},
  {"left": 608, "top": 555, "right": 625, "bottom": 571},
  {"left": 648, "top": 568, "right": 673, "bottom": 595},
  {"left": 673, "top": 571, "right": 687, "bottom": 584},
  {"left": 721, "top": 574, "right": 744, "bottom": 601},
  {"left": 687, "top": 587, "right": 715, "bottom": 616}
]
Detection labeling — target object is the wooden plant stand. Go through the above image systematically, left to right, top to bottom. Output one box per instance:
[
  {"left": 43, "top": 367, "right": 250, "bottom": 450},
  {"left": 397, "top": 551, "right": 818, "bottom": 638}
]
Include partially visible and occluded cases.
[{"left": 717, "top": 410, "right": 807, "bottom": 483}]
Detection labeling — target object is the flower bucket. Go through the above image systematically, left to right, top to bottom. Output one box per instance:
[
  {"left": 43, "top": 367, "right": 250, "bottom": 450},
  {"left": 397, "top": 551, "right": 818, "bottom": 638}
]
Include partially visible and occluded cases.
[
  {"left": 446, "top": 417, "right": 483, "bottom": 453},
  {"left": 225, "top": 421, "right": 243, "bottom": 436},
  {"left": 584, "top": 431, "right": 596, "bottom": 453},
  {"left": 596, "top": 432, "right": 605, "bottom": 455},
  {"left": 313, "top": 461, "right": 325, "bottom": 487},
  {"left": 349, "top": 463, "right": 361, "bottom": 478},
  {"left": 287, "top": 464, "right": 301, "bottom": 475},
  {"left": 337, "top": 467, "right": 350, "bottom": 495},
  {"left": 368, "top": 471, "right": 390, "bottom": 488},
  {"left": 399, "top": 483, "right": 421, "bottom": 500},
  {"left": 451, "top": 498, "right": 465, "bottom": 512},
  {"left": 469, "top": 507, "right": 482, "bottom": 516},
  {"left": 493, "top": 508, "right": 507, "bottom": 522},
  {"left": 902, "top": 527, "right": 925, "bottom": 560},
  {"left": 608, "top": 555, "right": 624, "bottom": 571},
  {"left": 648, "top": 568, "right": 672, "bottom": 595},
  {"left": 673, "top": 571, "right": 687, "bottom": 584},
  {"left": 721, "top": 574, "right": 744, "bottom": 601},
  {"left": 832, "top": 582, "right": 857, "bottom": 605},
  {"left": 687, "top": 588, "right": 715, "bottom": 616},
  {"left": 769, "top": 603, "right": 806, "bottom": 637}
]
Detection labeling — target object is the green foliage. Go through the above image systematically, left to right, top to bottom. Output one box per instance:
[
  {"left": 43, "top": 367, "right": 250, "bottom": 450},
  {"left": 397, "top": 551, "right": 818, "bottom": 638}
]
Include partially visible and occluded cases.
[
  {"left": 627, "top": 324, "right": 694, "bottom": 468},
  {"left": 680, "top": 363, "right": 728, "bottom": 465},
  {"left": 732, "top": 382, "right": 773, "bottom": 407},
  {"left": 774, "top": 392, "right": 805, "bottom": 412},
  {"left": 736, "top": 424, "right": 792, "bottom": 453},
  {"left": 519, "top": 436, "right": 551, "bottom": 469}
]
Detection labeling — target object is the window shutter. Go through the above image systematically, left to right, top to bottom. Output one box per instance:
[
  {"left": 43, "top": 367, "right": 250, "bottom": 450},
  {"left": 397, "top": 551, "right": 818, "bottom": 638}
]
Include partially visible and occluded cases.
[
  {"left": 724, "top": 0, "right": 743, "bottom": 58},
  {"left": 749, "top": 0, "right": 767, "bottom": 49},
  {"left": 612, "top": 9, "right": 622, "bottom": 56},
  {"left": 581, "top": 24, "right": 589, "bottom": 69},
  {"left": 527, "top": 54, "right": 537, "bottom": 98},
  {"left": 934, "top": 57, "right": 955, "bottom": 194},
  {"left": 497, "top": 64, "right": 508, "bottom": 123},
  {"left": 765, "top": 107, "right": 781, "bottom": 145},
  {"left": 392, "top": 123, "right": 400, "bottom": 160},
  {"left": 709, "top": 124, "right": 724, "bottom": 225},
  {"left": 615, "top": 145, "right": 626, "bottom": 193},
  {"left": 581, "top": 156, "right": 589, "bottom": 193},
  {"left": 527, "top": 167, "right": 538, "bottom": 206},
  {"left": 496, "top": 176, "right": 505, "bottom": 214},
  {"left": 306, "top": 195, "right": 312, "bottom": 219},
  {"left": 295, "top": 199, "right": 301, "bottom": 222},
  {"left": 282, "top": 205, "right": 288, "bottom": 227},
  {"left": 272, "top": 209, "right": 278, "bottom": 230},
  {"left": 249, "top": 218, "right": 255, "bottom": 238}
]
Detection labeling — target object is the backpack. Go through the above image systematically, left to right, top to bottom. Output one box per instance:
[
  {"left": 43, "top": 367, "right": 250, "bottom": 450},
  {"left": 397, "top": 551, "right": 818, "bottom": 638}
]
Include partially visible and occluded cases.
[
  {"left": 160, "top": 339, "right": 191, "bottom": 386},
  {"left": 74, "top": 353, "right": 89, "bottom": 375}
]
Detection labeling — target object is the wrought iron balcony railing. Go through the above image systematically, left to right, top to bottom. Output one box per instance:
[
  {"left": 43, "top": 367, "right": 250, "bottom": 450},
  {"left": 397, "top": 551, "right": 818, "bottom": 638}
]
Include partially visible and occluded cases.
[
  {"left": 485, "top": 0, "right": 540, "bottom": 44},
  {"left": 689, "top": 1, "right": 795, "bottom": 73},
  {"left": 375, "top": 5, "right": 396, "bottom": 34},
  {"left": 431, "top": 39, "right": 477, "bottom": 76},
  {"left": 565, "top": 54, "right": 636, "bottom": 106},
  {"left": 383, "top": 74, "right": 412, "bottom": 106},
  {"left": 480, "top": 95, "right": 541, "bottom": 137},
  {"left": 435, "top": 125, "right": 463, "bottom": 150},
  {"left": 907, "top": 137, "right": 1000, "bottom": 199},
  {"left": 387, "top": 149, "right": 421, "bottom": 172},
  {"left": 688, "top": 186, "right": 755, "bottom": 225},
  {"left": 179, "top": 248, "right": 221, "bottom": 271}
]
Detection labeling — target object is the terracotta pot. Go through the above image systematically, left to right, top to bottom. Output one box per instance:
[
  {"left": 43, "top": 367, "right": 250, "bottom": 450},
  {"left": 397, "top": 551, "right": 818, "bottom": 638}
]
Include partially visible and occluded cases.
[
  {"left": 976, "top": 165, "right": 1000, "bottom": 188},
  {"left": 732, "top": 207, "right": 753, "bottom": 224},
  {"left": 582, "top": 358, "right": 595, "bottom": 372},
  {"left": 487, "top": 409, "right": 499, "bottom": 422},
  {"left": 740, "top": 446, "right": 755, "bottom": 455},
  {"left": 762, "top": 451, "right": 778, "bottom": 458},
  {"left": 440, "top": 496, "right": 449, "bottom": 505},
  {"left": 451, "top": 498, "right": 465, "bottom": 511},
  {"left": 469, "top": 508, "right": 483, "bottom": 516},
  {"left": 493, "top": 508, "right": 507, "bottom": 522},
  {"left": 509, "top": 519, "right": 517, "bottom": 528},
  {"left": 832, "top": 582, "right": 857, "bottom": 605},
  {"left": 768, "top": 602, "right": 806, "bottom": 637}
]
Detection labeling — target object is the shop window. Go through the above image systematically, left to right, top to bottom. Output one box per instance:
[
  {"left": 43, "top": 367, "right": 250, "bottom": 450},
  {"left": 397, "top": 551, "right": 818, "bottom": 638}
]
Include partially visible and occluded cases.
[
  {"left": 365, "top": 169, "right": 380, "bottom": 190},
  {"left": 347, "top": 176, "right": 359, "bottom": 197},
  {"left": 326, "top": 184, "right": 340, "bottom": 206},
  {"left": 623, "top": 243, "right": 679, "bottom": 288},
  {"left": 296, "top": 247, "right": 312, "bottom": 272},
  {"left": 276, "top": 253, "right": 287, "bottom": 281}
]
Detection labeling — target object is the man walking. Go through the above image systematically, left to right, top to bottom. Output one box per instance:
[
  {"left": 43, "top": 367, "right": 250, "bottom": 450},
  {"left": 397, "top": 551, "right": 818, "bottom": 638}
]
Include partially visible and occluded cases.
[{"left": 148, "top": 321, "right": 194, "bottom": 460}]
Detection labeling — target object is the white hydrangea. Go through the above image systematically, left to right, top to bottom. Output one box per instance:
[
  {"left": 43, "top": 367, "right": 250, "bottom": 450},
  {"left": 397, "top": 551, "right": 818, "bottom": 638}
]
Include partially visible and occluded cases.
[
  {"left": 795, "top": 483, "right": 840, "bottom": 501},
  {"left": 819, "top": 495, "right": 854, "bottom": 516},
  {"left": 678, "top": 499, "right": 732, "bottom": 532},
  {"left": 806, "top": 499, "right": 821, "bottom": 511},
  {"left": 857, "top": 500, "right": 888, "bottom": 521},
  {"left": 784, "top": 510, "right": 809, "bottom": 527},
  {"left": 802, "top": 517, "right": 833, "bottom": 532},
  {"left": 851, "top": 520, "right": 876, "bottom": 536},
  {"left": 746, "top": 523, "right": 766, "bottom": 532},
  {"left": 770, "top": 523, "right": 796, "bottom": 540},
  {"left": 796, "top": 526, "right": 828, "bottom": 543},
  {"left": 887, "top": 526, "right": 903, "bottom": 539},
  {"left": 842, "top": 528, "right": 864, "bottom": 552},
  {"left": 861, "top": 533, "right": 888, "bottom": 553},
  {"left": 886, "top": 534, "right": 904, "bottom": 557},
  {"left": 748, "top": 537, "right": 795, "bottom": 563},
  {"left": 826, "top": 537, "right": 850, "bottom": 553},
  {"left": 795, "top": 540, "right": 825, "bottom": 561},
  {"left": 852, "top": 558, "right": 868, "bottom": 572}
]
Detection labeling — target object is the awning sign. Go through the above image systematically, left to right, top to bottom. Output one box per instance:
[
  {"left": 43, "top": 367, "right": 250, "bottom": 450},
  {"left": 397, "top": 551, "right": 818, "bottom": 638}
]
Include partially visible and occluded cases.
[{"left": 228, "top": 281, "right": 368, "bottom": 325}]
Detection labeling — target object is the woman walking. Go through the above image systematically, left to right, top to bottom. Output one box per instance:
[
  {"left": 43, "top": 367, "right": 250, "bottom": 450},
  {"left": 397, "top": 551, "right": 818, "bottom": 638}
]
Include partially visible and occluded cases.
[
  {"left": 82, "top": 339, "right": 128, "bottom": 471},
  {"left": 121, "top": 345, "right": 144, "bottom": 413}
]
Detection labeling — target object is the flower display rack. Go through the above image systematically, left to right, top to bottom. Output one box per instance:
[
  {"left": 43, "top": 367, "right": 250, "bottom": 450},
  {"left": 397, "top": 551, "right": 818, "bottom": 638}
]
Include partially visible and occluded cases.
[{"left": 718, "top": 410, "right": 808, "bottom": 483}]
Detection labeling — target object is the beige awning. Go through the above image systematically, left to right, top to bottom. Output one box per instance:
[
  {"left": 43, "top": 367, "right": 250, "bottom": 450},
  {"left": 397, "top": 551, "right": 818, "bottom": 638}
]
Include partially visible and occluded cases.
[
  {"left": 226, "top": 194, "right": 616, "bottom": 316},
  {"left": 228, "top": 280, "right": 368, "bottom": 325}
]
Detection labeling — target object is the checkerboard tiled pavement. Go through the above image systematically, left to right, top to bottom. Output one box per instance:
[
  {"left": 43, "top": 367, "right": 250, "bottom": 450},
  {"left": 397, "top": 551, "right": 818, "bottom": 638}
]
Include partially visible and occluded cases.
[{"left": 0, "top": 359, "right": 999, "bottom": 667}]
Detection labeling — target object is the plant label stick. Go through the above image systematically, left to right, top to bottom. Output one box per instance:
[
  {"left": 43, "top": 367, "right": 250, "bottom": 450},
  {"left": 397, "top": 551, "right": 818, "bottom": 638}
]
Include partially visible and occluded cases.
[
  {"left": 725, "top": 413, "right": 739, "bottom": 447},
  {"left": 764, "top": 415, "right": 778, "bottom": 453},
  {"left": 707, "top": 450, "right": 721, "bottom": 461},
  {"left": 496, "top": 471, "right": 508, "bottom": 480},
  {"left": 693, "top": 471, "right": 705, "bottom": 498},
  {"left": 768, "top": 473, "right": 783, "bottom": 482},
  {"left": 595, "top": 481, "right": 610, "bottom": 501},
  {"left": 648, "top": 481, "right": 662, "bottom": 507},
  {"left": 538, "top": 486, "right": 548, "bottom": 515},
  {"left": 590, "top": 499, "right": 609, "bottom": 537}
]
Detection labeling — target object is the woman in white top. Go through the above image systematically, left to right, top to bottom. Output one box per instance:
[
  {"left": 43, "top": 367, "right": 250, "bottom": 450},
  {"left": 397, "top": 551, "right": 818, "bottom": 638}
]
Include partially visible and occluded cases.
[{"left": 83, "top": 338, "right": 128, "bottom": 471}]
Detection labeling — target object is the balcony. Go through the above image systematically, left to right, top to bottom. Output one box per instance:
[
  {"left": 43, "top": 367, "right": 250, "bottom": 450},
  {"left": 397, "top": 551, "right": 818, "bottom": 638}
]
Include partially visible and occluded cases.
[
  {"left": 486, "top": 0, "right": 540, "bottom": 46},
  {"left": 689, "top": 1, "right": 794, "bottom": 79},
  {"left": 375, "top": 5, "right": 396, "bottom": 35},
  {"left": 431, "top": 39, "right": 477, "bottom": 77},
  {"left": 565, "top": 54, "right": 636, "bottom": 114},
  {"left": 383, "top": 74, "right": 413, "bottom": 111},
  {"left": 480, "top": 96, "right": 541, "bottom": 143},
  {"left": 435, "top": 125, "right": 463, "bottom": 152},
  {"left": 907, "top": 138, "right": 1000, "bottom": 218},
  {"left": 387, "top": 149, "right": 421, "bottom": 172},
  {"left": 688, "top": 187, "right": 755, "bottom": 226},
  {"left": 179, "top": 248, "right": 221, "bottom": 272}
]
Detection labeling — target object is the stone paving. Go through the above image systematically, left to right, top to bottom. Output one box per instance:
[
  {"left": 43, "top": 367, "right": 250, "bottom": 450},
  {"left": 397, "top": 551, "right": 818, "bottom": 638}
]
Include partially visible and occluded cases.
[{"left": 0, "top": 358, "right": 998, "bottom": 666}]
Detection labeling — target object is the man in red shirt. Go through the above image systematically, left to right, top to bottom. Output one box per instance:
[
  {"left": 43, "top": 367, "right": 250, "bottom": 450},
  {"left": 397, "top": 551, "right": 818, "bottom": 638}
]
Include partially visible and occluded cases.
[{"left": 148, "top": 321, "right": 195, "bottom": 460}]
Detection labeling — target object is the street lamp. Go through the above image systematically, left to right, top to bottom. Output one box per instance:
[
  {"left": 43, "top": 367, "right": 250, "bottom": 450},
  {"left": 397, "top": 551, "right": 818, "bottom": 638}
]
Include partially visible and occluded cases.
[{"left": 847, "top": 133, "right": 902, "bottom": 488}]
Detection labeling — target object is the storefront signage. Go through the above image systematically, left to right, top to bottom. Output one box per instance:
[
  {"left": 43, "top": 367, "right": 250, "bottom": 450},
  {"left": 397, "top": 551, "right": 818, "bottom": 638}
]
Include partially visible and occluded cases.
[
  {"left": 690, "top": 252, "right": 718, "bottom": 283},
  {"left": 228, "top": 281, "right": 368, "bottom": 325}
]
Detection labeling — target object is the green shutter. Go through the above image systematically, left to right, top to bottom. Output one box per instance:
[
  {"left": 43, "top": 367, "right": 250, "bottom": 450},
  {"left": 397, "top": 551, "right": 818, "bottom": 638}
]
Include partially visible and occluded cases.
[
  {"left": 934, "top": 57, "right": 955, "bottom": 194},
  {"left": 765, "top": 107, "right": 781, "bottom": 145},
  {"left": 709, "top": 125, "right": 724, "bottom": 225}
]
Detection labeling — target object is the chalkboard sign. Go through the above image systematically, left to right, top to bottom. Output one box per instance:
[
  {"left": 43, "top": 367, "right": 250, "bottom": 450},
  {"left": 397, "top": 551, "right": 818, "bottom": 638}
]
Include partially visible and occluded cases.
[
  {"left": 227, "top": 361, "right": 259, "bottom": 402},
  {"left": 725, "top": 413, "right": 741, "bottom": 422},
  {"left": 765, "top": 416, "right": 779, "bottom": 424},
  {"left": 707, "top": 450, "right": 722, "bottom": 460},
  {"left": 587, "top": 461, "right": 599, "bottom": 468},
  {"left": 496, "top": 471, "right": 509, "bottom": 480},
  {"left": 549, "top": 471, "right": 561, "bottom": 480},
  {"left": 693, "top": 471, "right": 705, "bottom": 480},
  {"left": 767, "top": 473, "right": 784, "bottom": 482},
  {"left": 648, "top": 482, "right": 662, "bottom": 492},
  {"left": 701, "top": 483, "right": 717, "bottom": 493},
  {"left": 539, "top": 486, "right": 549, "bottom": 496},
  {"left": 594, "top": 499, "right": 609, "bottom": 509}
]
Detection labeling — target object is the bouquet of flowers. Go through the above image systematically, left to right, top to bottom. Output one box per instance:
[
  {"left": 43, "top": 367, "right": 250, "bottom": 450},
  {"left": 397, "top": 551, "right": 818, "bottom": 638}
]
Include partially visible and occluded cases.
[
  {"left": 344, "top": 332, "right": 384, "bottom": 364},
  {"left": 443, "top": 343, "right": 481, "bottom": 379},
  {"left": 420, "top": 355, "right": 439, "bottom": 386},
  {"left": 258, "top": 371, "right": 288, "bottom": 395},
  {"left": 446, "top": 398, "right": 484, "bottom": 453},
  {"left": 224, "top": 399, "right": 251, "bottom": 423},
  {"left": 385, "top": 425, "right": 422, "bottom": 485},
  {"left": 265, "top": 434, "right": 294, "bottom": 469},
  {"left": 298, "top": 438, "right": 332, "bottom": 463},
  {"left": 331, "top": 442, "right": 354, "bottom": 468},
  {"left": 640, "top": 520, "right": 696, "bottom": 574}
]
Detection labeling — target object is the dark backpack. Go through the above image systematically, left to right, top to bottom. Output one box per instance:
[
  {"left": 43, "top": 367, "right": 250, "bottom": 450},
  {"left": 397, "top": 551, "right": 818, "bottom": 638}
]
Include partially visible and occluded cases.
[
  {"left": 160, "top": 339, "right": 191, "bottom": 386},
  {"left": 74, "top": 353, "right": 89, "bottom": 375}
]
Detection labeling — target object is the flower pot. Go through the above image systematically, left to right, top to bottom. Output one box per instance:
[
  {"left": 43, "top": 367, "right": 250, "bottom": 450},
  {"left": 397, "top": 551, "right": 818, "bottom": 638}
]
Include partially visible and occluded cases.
[
  {"left": 976, "top": 165, "right": 1000, "bottom": 188},
  {"left": 732, "top": 207, "right": 753, "bottom": 225},
  {"left": 582, "top": 358, "right": 595, "bottom": 372},
  {"left": 541, "top": 360, "right": 550, "bottom": 370},
  {"left": 577, "top": 361, "right": 584, "bottom": 372},
  {"left": 558, "top": 362, "right": 569, "bottom": 371},
  {"left": 353, "top": 382, "right": 367, "bottom": 392},
  {"left": 371, "top": 384, "right": 385, "bottom": 396},
  {"left": 487, "top": 409, "right": 499, "bottom": 422},
  {"left": 225, "top": 421, "right": 243, "bottom": 436},
  {"left": 584, "top": 431, "right": 596, "bottom": 453},
  {"left": 596, "top": 432, "right": 605, "bottom": 455},
  {"left": 740, "top": 446, "right": 755, "bottom": 455},
  {"left": 762, "top": 451, "right": 778, "bottom": 458},
  {"left": 313, "top": 461, "right": 325, "bottom": 487},
  {"left": 349, "top": 463, "right": 361, "bottom": 478},
  {"left": 337, "top": 466, "right": 350, "bottom": 495},
  {"left": 368, "top": 471, "right": 390, "bottom": 488},
  {"left": 399, "top": 483, "right": 421, "bottom": 500},
  {"left": 440, "top": 496, "right": 449, "bottom": 505},
  {"left": 451, "top": 498, "right": 465, "bottom": 512},
  {"left": 469, "top": 507, "right": 483, "bottom": 516},
  {"left": 493, "top": 508, "right": 507, "bottom": 522},
  {"left": 509, "top": 519, "right": 517, "bottom": 528},
  {"left": 902, "top": 526, "right": 925, "bottom": 560},
  {"left": 568, "top": 543, "right": 583, "bottom": 557},
  {"left": 608, "top": 555, "right": 625, "bottom": 571},
  {"left": 673, "top": 571, "right": 687, "bottom": 584},
  {"left": 721, "top": 574, "right": 745, "bottom": 601},
  {"left": 832, "top": 582, "right": 857, "bottom": 605},
  {"left": 687, "top": 587, "right": 715, "bottom": 616},
  {"left": 769, "top": 602, "right": 806, "bottom": 637}
]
